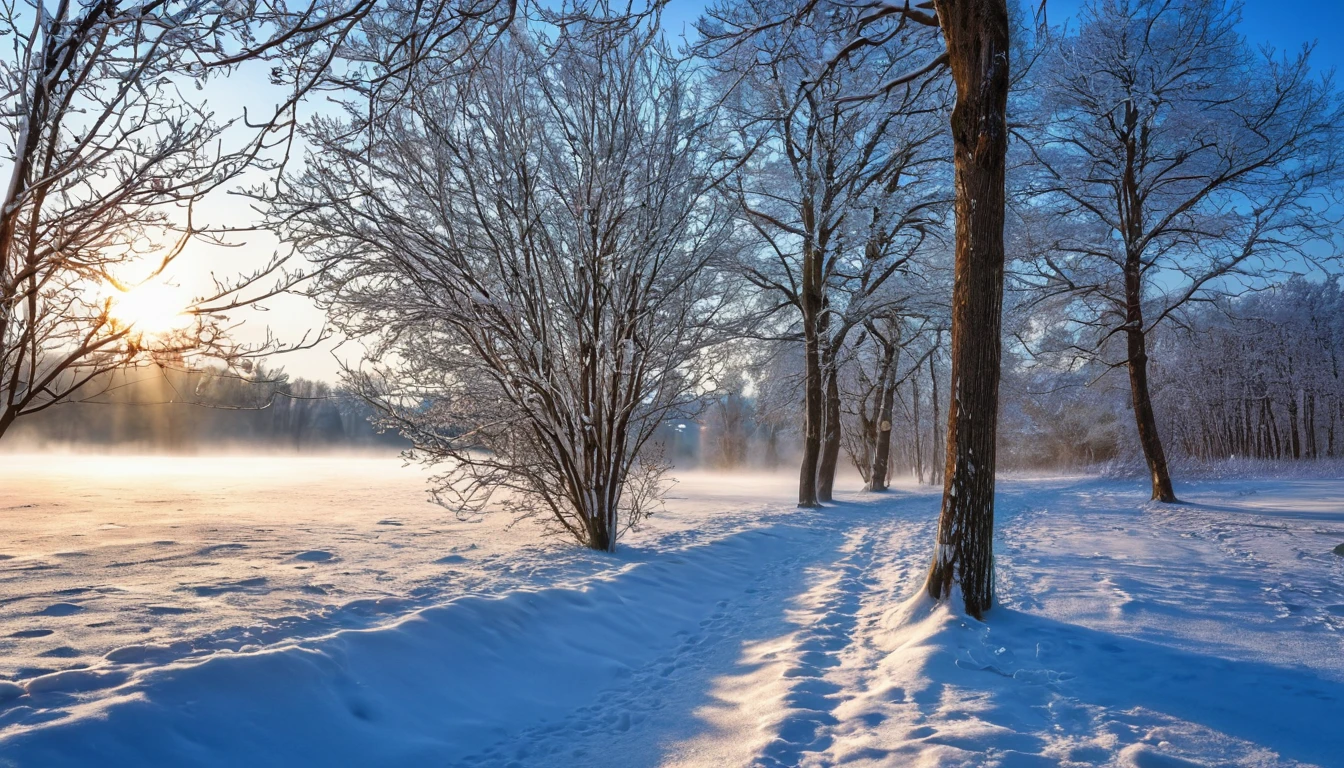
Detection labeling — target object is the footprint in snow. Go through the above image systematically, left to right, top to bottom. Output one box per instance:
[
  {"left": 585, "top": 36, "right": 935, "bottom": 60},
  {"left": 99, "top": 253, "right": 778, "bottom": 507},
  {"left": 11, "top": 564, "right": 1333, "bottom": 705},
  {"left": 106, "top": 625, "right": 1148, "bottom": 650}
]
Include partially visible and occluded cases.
[
  {"left": 196, "top": 543, "right": 249, "bottom": 556},
  {"left": 293, "top": 550, "right": 335, "bottom": 563},
  {"left": 183, "top": 577, "right": 268, "bottom": 597},
  {"left": 8, "top": 629, "right": 54, "bottom": 639},
  {"left": 104, "top": 643, "right": 184, "bottom": 664},
  {"left": 37, "top": 647, "right": 81, "bottom": 659}
]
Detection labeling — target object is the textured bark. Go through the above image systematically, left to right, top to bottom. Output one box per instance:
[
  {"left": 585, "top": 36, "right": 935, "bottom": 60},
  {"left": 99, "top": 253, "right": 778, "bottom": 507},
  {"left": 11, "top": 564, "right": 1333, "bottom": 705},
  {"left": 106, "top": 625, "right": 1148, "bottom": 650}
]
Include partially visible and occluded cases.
[
  {"left": 924, "top": 0, "right": 1010, "bottom": 619},
  {"left": 1113, "top": 88, "right": 1178, "bottom": 501},
  {"left": 798, "top": 241, "right": 824, "bottom": 508},
  {"left": 1126, "top": 325, "right": 1177, "bottom": 502},
  {"left": 868, "top": 341, "right": 899, "bottom": 491},
  {"left": 928, "top": 346, "right": 943, "bottom": 485},
  {"left": 817, "top": 356, "right": 842, "bottom": 502},
  {"left": 912, "top": 372, "right": 924, "bottom": 483}
]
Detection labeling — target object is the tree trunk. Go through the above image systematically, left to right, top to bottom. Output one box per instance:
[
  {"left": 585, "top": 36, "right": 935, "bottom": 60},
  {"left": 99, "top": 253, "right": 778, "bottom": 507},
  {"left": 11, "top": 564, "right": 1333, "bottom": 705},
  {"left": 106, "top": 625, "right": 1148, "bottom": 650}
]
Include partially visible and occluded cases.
[
  {"left": 924, "top": 0, "right": 1010, "bottom": 620},
  {"left": 1114, "top": 88, "right": 1178, "bottom": 501},
  {"left": 798, "top": 244, "right": 824, "bottom": 508},
  {"left": 1126, "top": 326, "right": 1177, "bottom": 501},
  {"left": 929, "top": 340, "right": 943, "bottom": 485},
  {"left": 869, "top": 346, "right": 898, "bottom": 492},
  {"left": 817, "top": 353, "right": 842, "bottom": 502},
  {"left": 912, "top": 371, "right": 924, "bottom": 484},
  {"left": 1287, "top": 389, "right": 1301, "bottom": 460},
  {"left": 1305, "top": 391, "right": 1317, "bottom": 459},
  {"left": 1265, "top": 397, "right": 1282, "bottom": 459},
  {"left": 765, "top": 423, "right": 781, "bottom": 468}
]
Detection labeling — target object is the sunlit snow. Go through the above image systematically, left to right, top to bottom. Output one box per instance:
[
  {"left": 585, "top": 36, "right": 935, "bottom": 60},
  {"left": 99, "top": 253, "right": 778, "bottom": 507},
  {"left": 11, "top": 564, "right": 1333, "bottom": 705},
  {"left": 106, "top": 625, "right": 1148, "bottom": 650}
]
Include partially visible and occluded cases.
[{"left": 1, "top": 457, "right": 1341, "bottom": 766}]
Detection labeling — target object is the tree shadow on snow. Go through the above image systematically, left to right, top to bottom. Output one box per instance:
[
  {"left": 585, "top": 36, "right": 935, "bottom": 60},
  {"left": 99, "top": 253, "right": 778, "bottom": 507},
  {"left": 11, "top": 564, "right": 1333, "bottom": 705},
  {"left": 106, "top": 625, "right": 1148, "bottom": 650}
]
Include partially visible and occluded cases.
[{"left": 922, "top": 606, "right": 1344, "bottom": 766}]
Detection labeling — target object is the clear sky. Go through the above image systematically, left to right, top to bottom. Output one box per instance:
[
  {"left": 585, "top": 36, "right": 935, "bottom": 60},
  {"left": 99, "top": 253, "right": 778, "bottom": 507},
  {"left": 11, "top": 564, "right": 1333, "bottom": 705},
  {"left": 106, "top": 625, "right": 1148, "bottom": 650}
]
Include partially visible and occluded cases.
[
  {"left": 221, "top": 0, "right": 1343, "bottom": 382},
  {"left": 1045, "top": 0, "right": 1344, "bottom": 73}
]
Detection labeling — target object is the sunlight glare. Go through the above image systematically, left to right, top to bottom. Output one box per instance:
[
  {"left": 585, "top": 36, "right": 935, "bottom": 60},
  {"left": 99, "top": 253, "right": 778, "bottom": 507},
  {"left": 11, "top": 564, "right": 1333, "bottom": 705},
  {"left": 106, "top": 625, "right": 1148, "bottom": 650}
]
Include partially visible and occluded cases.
[{"left": 109, "top": 282, "right": 194, "bottom": 337}]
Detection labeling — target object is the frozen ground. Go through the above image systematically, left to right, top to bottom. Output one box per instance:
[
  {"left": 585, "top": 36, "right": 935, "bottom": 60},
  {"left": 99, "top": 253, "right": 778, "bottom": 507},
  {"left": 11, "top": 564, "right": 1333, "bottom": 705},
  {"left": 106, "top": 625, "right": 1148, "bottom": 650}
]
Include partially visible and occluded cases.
[{"left": 0, "top": 456, "right": 1342, "bottom": 766}]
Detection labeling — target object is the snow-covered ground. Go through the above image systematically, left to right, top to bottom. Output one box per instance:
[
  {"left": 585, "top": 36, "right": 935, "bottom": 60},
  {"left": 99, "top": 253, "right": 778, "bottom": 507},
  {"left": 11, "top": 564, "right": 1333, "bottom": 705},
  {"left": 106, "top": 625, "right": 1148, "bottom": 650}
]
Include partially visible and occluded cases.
[{"left": 0, "top": 455, "right": 1341, "bottom": 766}]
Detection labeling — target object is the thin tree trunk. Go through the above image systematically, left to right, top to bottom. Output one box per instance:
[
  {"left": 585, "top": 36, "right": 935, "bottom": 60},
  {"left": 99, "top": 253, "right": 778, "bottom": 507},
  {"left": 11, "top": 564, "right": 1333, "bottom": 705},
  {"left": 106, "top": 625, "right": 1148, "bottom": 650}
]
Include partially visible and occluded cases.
[
  {"left": 925, "top": 0, "right": 1011, "bottom": 620},
  {"left": 1110, "top": 87, "right": 1179, "bottom": 501},
  {"left": 798, "top": 243, "right": 824, "bottom": 508},
  {"left": 869, "top": 339, "right": 898, "bottom": 491},
  {"left": 929, "top": 340, "right": 943, "bottom": 484},
  {"left": 817, "top": 352, "right": 842, "bottom": 502},
  {"left": 912, "top": 370, "right": 924, "bottom": 484},
  {"left": 1287, "top": 389, "right": 1301, "bottom": 459},
  {"left": 1305, "top": 391, "right": 1317, "bottom": 459},
  {"left": 1241, "top": 396, "right": 1253, "bottom": 456},
  {"left": 1265, "top": 397, "right": 1282, "bottom": 459},
  {"left": 1331, "top": 397, "right": 1340, "bottom": 457},
  {"left": 765, "top": 423, "right": 780, "bottom": 469}
]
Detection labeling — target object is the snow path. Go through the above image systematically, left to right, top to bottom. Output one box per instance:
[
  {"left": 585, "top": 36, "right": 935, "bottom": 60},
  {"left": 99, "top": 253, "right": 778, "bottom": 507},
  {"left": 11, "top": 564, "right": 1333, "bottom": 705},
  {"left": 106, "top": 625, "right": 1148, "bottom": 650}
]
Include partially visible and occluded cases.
[{"left": 1, "top": 457, "right": 1342, "bottom": 766}]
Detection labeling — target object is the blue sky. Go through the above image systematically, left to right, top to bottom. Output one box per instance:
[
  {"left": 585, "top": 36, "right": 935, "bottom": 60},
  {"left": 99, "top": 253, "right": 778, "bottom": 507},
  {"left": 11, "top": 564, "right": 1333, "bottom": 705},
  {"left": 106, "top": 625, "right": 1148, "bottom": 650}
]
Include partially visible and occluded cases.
[
  {"left": 662, "top": 0, "right": 1344, "bottom": 74},
  {"left": 1046, "top": 0, "right": 1344, "bottom": 73}
]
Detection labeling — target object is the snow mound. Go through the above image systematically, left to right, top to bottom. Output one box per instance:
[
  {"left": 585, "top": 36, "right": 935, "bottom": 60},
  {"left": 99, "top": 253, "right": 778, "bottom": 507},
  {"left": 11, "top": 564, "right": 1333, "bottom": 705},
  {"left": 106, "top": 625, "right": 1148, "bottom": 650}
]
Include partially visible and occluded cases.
[{"left": 0, "top": 526, "right": 811, "bottom": 766}]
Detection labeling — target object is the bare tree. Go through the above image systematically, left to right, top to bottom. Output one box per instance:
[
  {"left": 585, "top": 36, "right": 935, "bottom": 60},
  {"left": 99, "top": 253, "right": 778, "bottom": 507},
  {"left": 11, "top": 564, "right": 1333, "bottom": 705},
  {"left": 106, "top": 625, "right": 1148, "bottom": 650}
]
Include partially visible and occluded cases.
[
  {"left": 0, "top": 0, "right": 521, "bottom": 439},
  {"left": 697, "top": 0, "right": 949, "bottom": 506},
  {"left": 697, "top": 0, "right": 1014, "bottom": 617},
  {"left": 916, "top": 0, "right": 1012, "bottom": 619},
  {"left": 1015, "top": 0, "right": 1343, "bottom": 501},
  {"left": 271, "top": 6, "right": 736, "bottom": 551},
  {"left": 1150, "top": 278, "right": 1344, "bottom": 463},
  {"left": 841, "top": 313, "right": 943, "bottom": 491},
  {"left": 841, "top": 315, "right": 904, "bottom": 490},
  {"left": 703, "top": 370, "right": 754, "bottom": 469}
]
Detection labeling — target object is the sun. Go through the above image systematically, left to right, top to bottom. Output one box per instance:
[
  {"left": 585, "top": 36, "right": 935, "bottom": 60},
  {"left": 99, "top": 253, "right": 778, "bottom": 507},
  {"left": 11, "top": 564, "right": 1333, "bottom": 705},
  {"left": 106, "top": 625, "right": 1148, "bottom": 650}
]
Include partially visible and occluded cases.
[{"left": 108, "top": 282, "right": 194, "bottom": 337}]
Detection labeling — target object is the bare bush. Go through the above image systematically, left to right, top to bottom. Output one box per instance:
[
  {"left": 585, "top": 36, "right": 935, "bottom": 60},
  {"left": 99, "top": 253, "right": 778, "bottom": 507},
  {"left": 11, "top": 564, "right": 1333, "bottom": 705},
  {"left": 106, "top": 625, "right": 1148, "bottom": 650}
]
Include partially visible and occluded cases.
[{"left": 272, "top": 6, "right": 737, "bottom": 550}]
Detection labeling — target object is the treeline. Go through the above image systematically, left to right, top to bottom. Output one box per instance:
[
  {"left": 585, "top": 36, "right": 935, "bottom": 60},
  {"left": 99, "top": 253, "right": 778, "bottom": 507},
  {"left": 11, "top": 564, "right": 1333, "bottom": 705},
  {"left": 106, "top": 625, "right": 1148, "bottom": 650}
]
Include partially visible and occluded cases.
[
  {"left": 696, "top": 276, "right": 1344, "bottom": 475},
  {"left": 1153, "top": 279, "right": 1344, "bottom": 462},
  {"left": 696, "top": 337, "right": 1130, "bottom": 477},
  {"left": 4, "top": 365, "right": 405, "bottom": 452}
]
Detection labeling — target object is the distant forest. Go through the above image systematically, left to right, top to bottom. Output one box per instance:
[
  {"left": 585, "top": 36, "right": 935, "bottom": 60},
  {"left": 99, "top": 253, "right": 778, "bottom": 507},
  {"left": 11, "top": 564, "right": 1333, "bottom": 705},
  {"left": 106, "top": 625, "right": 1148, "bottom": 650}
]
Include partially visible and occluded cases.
[{"left": 3, "top": 365, "right": 406, "bottom": 453}]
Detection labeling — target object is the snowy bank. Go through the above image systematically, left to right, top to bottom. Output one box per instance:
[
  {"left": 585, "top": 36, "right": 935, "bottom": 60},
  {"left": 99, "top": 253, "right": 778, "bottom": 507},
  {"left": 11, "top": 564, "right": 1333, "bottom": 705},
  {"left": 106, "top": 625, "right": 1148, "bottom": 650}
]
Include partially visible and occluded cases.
[{"left": 2, "top": 459, "right": 1342, "bottom": 766}]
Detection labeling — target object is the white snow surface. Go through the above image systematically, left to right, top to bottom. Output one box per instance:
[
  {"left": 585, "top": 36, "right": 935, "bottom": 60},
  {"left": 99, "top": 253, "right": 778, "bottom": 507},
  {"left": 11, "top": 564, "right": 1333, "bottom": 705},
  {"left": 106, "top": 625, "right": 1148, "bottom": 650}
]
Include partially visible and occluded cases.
[{"left": 1, "top": 455, "right": 1342, "bottom": 766}]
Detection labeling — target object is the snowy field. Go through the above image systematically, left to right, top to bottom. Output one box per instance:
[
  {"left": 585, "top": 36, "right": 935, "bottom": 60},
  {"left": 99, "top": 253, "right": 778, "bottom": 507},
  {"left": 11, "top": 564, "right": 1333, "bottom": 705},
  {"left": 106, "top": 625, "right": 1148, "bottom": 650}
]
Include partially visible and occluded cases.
[{"left": 0, "top": 456, "right": 1342, "bottom": 767}]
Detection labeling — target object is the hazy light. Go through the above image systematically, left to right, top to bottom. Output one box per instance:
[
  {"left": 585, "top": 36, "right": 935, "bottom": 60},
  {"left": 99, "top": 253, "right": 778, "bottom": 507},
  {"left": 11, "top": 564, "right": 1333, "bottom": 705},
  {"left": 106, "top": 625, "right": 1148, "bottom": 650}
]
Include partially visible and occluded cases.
[{"left": 109, "top": 281, "right": 194, "bottom": 337}]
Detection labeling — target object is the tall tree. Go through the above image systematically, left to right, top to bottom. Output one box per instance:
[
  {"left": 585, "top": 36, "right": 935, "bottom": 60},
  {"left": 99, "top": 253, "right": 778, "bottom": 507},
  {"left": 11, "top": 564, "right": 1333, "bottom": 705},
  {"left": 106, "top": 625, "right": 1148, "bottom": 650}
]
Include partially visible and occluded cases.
[
  {"left": 697, "top": 0, "right": 949, "bottom": 506},
  {"left": 700, "top": 0, "right": 1013, "bottom": 616},
  {"left": 920, "top": 0, "right": 1012, "bottom": 618},
  {"left": 1016, "top": 0, "right": 1343, "bottom": 501}
]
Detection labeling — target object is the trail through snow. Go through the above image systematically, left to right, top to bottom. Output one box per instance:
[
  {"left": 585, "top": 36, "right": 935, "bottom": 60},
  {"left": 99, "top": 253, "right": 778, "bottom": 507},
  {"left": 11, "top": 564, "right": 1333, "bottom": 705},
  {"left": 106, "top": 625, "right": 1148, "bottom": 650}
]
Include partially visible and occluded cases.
[{"left": 0, "top": 457, "right": 1342, "bottom": 766}]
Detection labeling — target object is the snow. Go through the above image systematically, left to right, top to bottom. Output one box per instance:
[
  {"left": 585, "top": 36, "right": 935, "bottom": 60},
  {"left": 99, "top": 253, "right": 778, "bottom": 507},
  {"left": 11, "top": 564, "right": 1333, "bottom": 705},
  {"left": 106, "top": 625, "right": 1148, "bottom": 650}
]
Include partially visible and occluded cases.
[{"left": 1, "top": 456, "right": 1342, "bottom": 766}]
